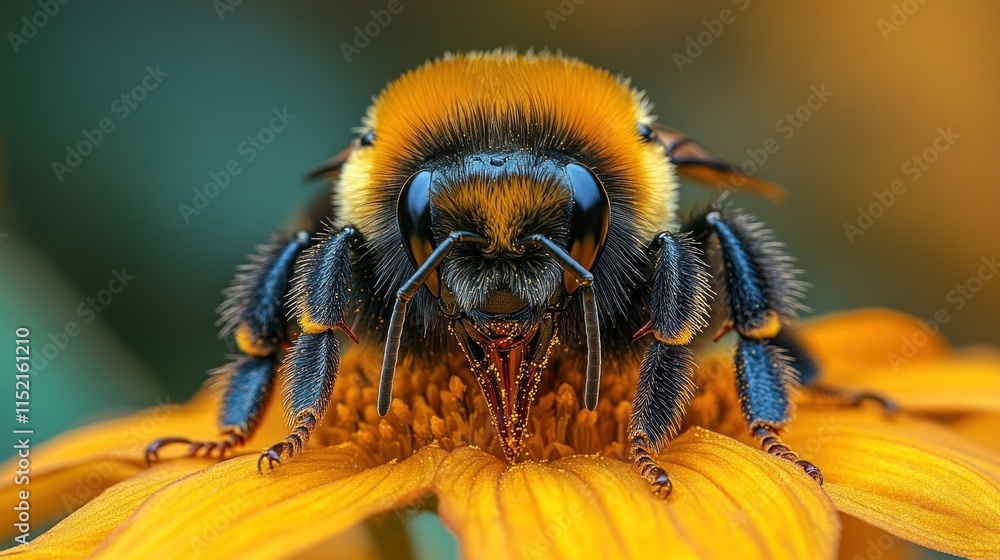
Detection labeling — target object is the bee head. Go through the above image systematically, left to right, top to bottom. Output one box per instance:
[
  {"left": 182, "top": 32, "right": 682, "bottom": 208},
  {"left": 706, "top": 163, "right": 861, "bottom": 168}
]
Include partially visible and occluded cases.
[
  {"left": 336, "top": 52, "right": 678, "bottom": 459},
  {"left": 390, "top": 148, "right": 610, "bottom": 459},
  {"left": 396, "top": 150, "right": 610, "bottom": 334}
]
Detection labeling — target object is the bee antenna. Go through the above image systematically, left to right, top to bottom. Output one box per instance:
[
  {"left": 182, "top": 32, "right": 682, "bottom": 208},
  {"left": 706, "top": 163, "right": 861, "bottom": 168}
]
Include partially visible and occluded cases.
[
  {"left": 378, "top": 231, "right": 488, "bottom": 416},
  {"left": 517, "top": 234, "right": 602, "bottom": 412}
]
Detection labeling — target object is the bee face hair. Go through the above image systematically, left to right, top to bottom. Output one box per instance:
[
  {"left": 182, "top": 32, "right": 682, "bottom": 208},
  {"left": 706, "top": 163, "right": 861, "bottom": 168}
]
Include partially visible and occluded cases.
[
  {"left": 337, "top": 50, "right": 677, "bottom": 320},
  {"left": 431, "top": 153, "right": 568, "bottom": 314}
]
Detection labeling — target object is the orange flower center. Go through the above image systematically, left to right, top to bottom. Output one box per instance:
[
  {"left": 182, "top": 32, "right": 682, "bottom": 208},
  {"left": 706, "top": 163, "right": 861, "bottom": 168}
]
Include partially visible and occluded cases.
[{"left": 316, "top": 347, "right": 748, "bottom": 466}]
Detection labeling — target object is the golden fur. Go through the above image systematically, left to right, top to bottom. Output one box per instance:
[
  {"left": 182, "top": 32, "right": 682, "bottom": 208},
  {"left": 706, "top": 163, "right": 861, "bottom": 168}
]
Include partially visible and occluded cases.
[{"left": 336, "top": 50, "right": 677, "bottom": 245}]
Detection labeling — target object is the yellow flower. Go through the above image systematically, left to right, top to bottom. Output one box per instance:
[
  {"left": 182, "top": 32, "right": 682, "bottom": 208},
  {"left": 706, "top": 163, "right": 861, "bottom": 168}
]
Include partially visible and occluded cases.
[{"left": 2, "top": 309, "right": 999, "bottom": 559}]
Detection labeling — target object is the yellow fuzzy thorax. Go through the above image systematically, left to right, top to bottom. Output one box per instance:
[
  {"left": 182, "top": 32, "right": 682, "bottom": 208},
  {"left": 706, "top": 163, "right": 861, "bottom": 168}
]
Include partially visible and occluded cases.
[
  {"left": 336, "top": 50, "right": 677, "bottom": 243},
  {"left": 432, "top": 174, "right": 570, "bottom": 254}
]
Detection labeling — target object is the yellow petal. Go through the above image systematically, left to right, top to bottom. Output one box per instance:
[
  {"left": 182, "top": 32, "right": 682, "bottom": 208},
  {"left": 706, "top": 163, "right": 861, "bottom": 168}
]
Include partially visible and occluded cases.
[
  {"left": 802, "top": 309, "right": 949, "bottom": 382},
  {"left": 808, "top": 354, "right": 1000, "bottom": 414},
  {"left": 19, "top": 388, "right": 285, "bottom": 468},
  {"left": 0, "top": 389, "right": 288, "bottom": 542},
  {"left": 0, "top": 395, "right": 212, "bottom": 540},
  {"left": 786, "top": 408, "right": 1000, "bottom": 558},
  {"left": 434, "top": 429, "right": 839, "bottom": 560},
  {"left": 91, "top": 444, "right": 446, "bottom": 559},
  {"left": 0, "top": 457, "right": 141, "bottom": 544},
  {"left": 0, "top": 459, "right": 211, "bottom": 558},
  {"left": 837, "top": 513, "right": 920, "bottom": 560}
]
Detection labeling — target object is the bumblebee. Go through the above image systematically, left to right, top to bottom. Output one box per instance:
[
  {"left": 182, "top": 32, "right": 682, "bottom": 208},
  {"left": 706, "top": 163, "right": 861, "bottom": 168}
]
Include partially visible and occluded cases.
[{"left": 146, "top": 51, "right": 883, "bottom": 495}]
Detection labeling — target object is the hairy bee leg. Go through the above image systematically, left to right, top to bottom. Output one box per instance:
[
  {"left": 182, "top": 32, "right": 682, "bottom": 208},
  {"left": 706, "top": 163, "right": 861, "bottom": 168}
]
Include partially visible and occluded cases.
[
  {"left": 688, "top": 207, "right": 813, "bottom": 372},
  {"left": 690, "top": 208, "right": 823, "bottom": 483},
  {"left": 259, "top": 226, "right": 358, "bottom": 473},
  {"left": 146, "top": 233, "right": 311, "bottom": 464},
  {"left": 630, "top": 233, "right": 711, "bottom": 497},
  {"left": 752, "top": 294, "right": 898, "bottom": 417},
  {"left": 769, "top": 327, "right": 819, "bottom": 386},
  {"left": 259, "top": 332, "right": 339, "bottom": 472},
  {"left": 734, "top": 338, "right": 822, "bottom": 483},
  {"left": 628, "top": 343, "right": 697, "bottom": 497},
  {"left": 146, "top": 358, "right": 276, "bottom": 464},
  {"left": 754, "top": 425, "right": 823, "bottom": 484}
]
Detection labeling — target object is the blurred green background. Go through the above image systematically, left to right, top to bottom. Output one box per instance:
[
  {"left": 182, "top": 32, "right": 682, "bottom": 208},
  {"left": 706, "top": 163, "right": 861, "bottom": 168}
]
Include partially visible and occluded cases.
[{"left": 1, "top": 1, "right": 995, "bottom": 558}]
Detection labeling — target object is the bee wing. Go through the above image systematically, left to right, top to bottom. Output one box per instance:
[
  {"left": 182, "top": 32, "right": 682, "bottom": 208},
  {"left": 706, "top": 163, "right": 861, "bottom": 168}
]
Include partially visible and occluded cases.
[
  {"left": 651, "top": 124, "right": 786, "bottom": 201},
  {"left": 305, "top": 142, "right": 356, "bottom": 181}
]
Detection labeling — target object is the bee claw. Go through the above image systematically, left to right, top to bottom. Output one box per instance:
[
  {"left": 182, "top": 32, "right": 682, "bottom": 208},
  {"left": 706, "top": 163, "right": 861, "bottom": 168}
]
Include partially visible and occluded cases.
[
  {"left": 809, "top": 385, "right": 898, "bottom": 417},
  {"left": 854, "top": 391, "right": 899, "bottom": 417},
  {"left": 144, "top": 434, "right": 245, "bottom": 465},
  {"left": 630, "top": 434, "right": 674, "bottom": 498},
  {"left": 144, "top": 436, "right": 194, "bottom": 466},
  {"left": 199, "top": 442, "right": 220, "bottom": 457},
  {"left": 258, "top": 443, "right": 287, "bottom": 474},
  {"left": 796, "top": 459, "right": 824, "bottom": 485},
  {"left": 650, "top": 472, "right": 673, "bottom": 498}
]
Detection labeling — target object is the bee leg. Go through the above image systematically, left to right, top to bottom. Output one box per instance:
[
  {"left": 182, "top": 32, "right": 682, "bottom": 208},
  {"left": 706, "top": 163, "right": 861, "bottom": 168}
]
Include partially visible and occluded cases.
[
  {"left": 689, "top": 207, "right": 823, "bottom": 484},
  {"left": 258, "top": 225, "right": 359, "bottom": 473},
  {"left": 146, "top": 232, "right": 311, "bottom": 464},
  {"left": 630, "top": 233, "right": 711, "bottom": 497},
  {"left": 762, "top": 285, "right": 898, "bottom": 416},
  {"left": 734, "top": 338, "right": 823, "bottom": 483},
  {"left": 629, "top": 343, "right": 697, "bottom": 497},
  {"left": 145, "top": 358, "right": 274, "bottom": 464},
  {"left": 803, "top": 384, "right": 899, "bottom": 416},
  {"left": 753, "top": 425, "right": 823, "bottom": 483}
]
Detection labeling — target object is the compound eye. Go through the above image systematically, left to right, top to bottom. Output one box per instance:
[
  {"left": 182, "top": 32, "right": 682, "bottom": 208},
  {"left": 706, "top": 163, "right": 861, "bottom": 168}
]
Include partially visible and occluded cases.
[
  {"left": 565, "top": 163, "right": 611, "bottom": 293},
  {"left": 396, "top": 170, "right": 441, "bottom": 295}
]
